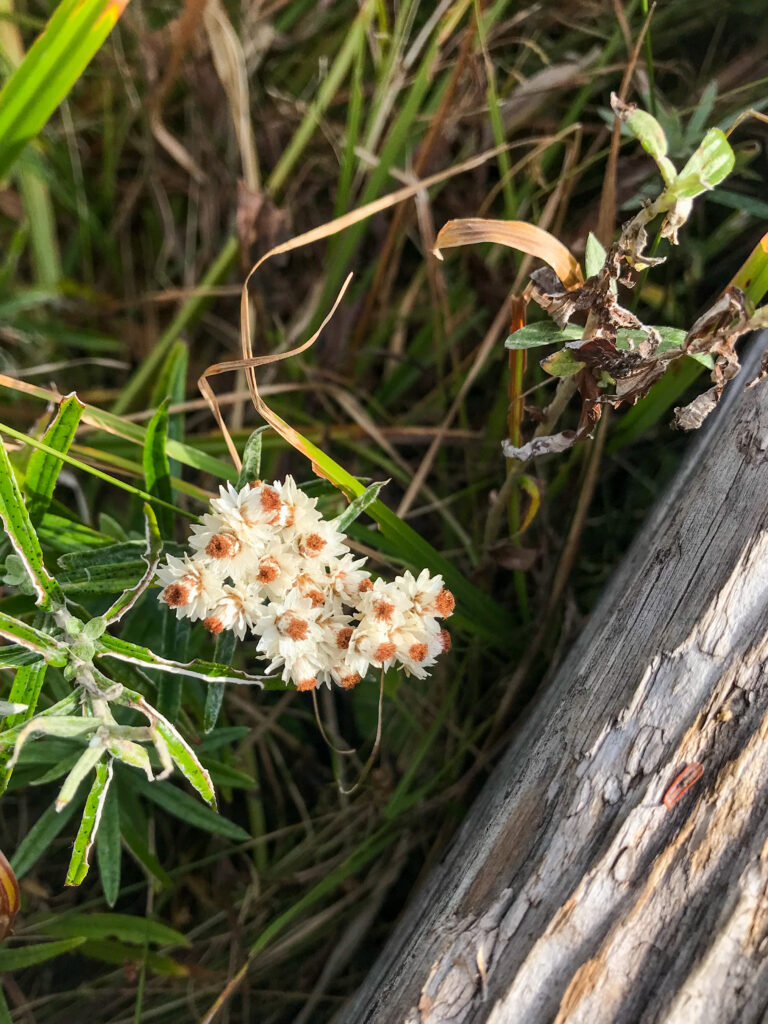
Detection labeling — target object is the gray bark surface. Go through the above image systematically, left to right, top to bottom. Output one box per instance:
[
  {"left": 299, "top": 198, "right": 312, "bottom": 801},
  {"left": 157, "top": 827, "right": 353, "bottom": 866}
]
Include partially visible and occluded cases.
[{"left": 338, "top": 336, "right": 768, "bottom": 1024}]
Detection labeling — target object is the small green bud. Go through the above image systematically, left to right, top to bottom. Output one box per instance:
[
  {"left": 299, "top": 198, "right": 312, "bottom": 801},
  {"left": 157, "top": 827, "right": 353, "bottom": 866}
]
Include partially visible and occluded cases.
[{"left": 82, "top": 617, "right": 107, "bottom": 640}]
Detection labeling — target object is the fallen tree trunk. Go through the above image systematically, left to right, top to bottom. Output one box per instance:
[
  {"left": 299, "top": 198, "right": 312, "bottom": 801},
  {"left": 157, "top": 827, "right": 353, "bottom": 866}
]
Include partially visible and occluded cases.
[{"left": 339, "top": 336, "right": 768, "bottom": 1024}]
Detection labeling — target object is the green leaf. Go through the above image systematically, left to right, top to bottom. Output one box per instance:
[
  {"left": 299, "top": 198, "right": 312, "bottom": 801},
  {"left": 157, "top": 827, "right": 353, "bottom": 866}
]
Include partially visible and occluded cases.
[
  {"left": 0, "top": 0, "right": 130, "bottom": 180},
  {"left": 615, "top": 100, "right": 677, "bottom": 185},
  {"left": 670, "top": 128, "right": 735, "bottom": 199},
  {"left": 729, "top": 231, "right": 768, "bottom": 306},
  {"left": 585, "top": 232, "right": 607, "bottom": 277},
  {"left": 505, "top": 322, "right": 583, "bottom": 349},
  {"left": 150, "top": 340, "right": 188, "bottom": 480},
  {"left": 540, "top": 348, "right": 586, "bottom": 377},
  {"left": 25, "top": 393, "right": 84, "bottom": 526},
  {"left": 143, "top": 399, "right": 173, "bottom": 537},
  {"left": 0, "top": 421, "right": 194, "bottom": 522},
  {"left": 237, "top": 427, "right": 267, "bottom": 488},
  {"left": 0, "top": 439, "right": 64, "bottom": 610},
  {"left": 334, "top": 479, "right": 388, "bottom": 532},
  {"left": 104, "top": 504, "right": 163, "bottom": 623},
  {"left": 38, "top": 513, "right": 115, "bottom": 552},
  {"left": 58, "top": 540, "right": 156, "bottom": 570},
  {"left": 0, "top": 610, "right": 68, "bottom": 665},
  {"left": 204, "top": 631, "right": 236, "bottom": 733},
  {"left": 97, "top": 633, "right": 267, "bottom": 686},
  {"left": 0, "top": 645, "right": 44, "bottom": 669},
  {"left": 0, "top": 660, "right": 47, "bottom": 792},
  {"left": 120, "top": 690, "right": 215, "bottom": 807},
  {"left": 55, "top": 744, "right": 104, "bottom": 810},
  {"left": 66, "top": 759, "right": 113, "bottom": 885},
  {"left": 131, "top": 773, "right": 250, "bottom": 841},
  {"left": 96, "top": 784, "right": 121, "bottom": 907},
  {"left": 11, "top": 797, "right": 82, "bottom": 878},
  {"left": 38, "top": 911, "right": 188, "bottom": 948},
  {"left": 0, "top": 937, "right": 86, "bottom": 971},
  {"left": 78, "top": 940, "right": 189, "bottom": 976}
]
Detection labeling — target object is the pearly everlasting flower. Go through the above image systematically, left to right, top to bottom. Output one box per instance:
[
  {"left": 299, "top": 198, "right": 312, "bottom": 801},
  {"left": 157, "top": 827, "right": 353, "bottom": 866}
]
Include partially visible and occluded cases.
[
  {"left": 156, "top": 474, "right": 455, "bottom": 690},
  {"left": 157, "top": 554, "right": 222, "bottom": 622}
]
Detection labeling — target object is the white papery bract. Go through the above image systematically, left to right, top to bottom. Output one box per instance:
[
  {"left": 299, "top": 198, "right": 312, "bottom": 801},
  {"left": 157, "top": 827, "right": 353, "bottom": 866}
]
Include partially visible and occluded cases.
[{"left": 157, "top": 475, "right": 454, "bottom": 690}]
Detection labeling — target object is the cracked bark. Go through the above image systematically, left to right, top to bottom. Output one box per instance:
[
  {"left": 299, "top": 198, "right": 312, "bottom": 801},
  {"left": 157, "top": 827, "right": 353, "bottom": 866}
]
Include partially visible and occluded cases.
[{"left": 337, "top": 335, "right": 768, "bottom": 1024}]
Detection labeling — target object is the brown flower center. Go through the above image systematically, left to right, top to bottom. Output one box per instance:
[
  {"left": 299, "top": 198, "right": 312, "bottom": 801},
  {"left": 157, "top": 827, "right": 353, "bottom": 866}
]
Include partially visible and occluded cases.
[
  {"left": 206, "top": 534, "right": 239, "bottom": 559},
  {"left": 257, "top": 558, "right": 279, "bottom": 583},
  {"left": 162, "top": 582, "right": 189, "bottom": 607},
  {"left": 435, "top": 588, "right": 455, "bottom": 617},
  {"left": 373, "top": 599, "right": 394, "bottom": 622},
  {"left": 284, "top": 615, "right": 309, "bottom": 642},
  {"left": 203, "top": 616, "right": 224, "bottom": 635},
  {"left": 336, "top": 626, "right": 353, "bottom": 650},
  {"left": 439, "top": 629, "right": 452, "bottom": 652},
  {"left": 373, "top": 641, "right": 396, "bottom": 663},
  {"left": 409, "top": 642, "right": 428, "bottom": 663},
  {"left": 339, "top": 672, "right": 362, "bottom": 690},
  {"left": 296, "top": 676, "right": 318, "bottom": 692}
]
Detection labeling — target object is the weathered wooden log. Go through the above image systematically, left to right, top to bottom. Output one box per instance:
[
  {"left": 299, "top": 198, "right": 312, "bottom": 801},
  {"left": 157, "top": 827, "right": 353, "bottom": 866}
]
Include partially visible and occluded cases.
[{"left": 339, "top": 335, "right": 768, "bottom": 1024}]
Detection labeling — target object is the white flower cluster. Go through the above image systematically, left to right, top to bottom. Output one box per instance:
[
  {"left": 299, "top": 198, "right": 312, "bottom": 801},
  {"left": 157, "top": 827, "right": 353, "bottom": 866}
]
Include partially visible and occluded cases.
[{"left": 156, "top": 477, "right": 454, "bottom": 691}]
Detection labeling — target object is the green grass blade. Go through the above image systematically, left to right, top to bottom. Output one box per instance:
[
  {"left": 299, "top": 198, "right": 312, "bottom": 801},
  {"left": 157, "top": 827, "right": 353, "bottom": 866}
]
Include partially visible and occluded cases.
[
  {"left": 0, "top": 0, "right": 130, "bottom": 179},
  {"left": 730, "top": 231, "right": 768, "bottom": 306},
  {"left": 112, "top": 236, "right": 239, "bottom": 415},
  {"left": 150, "top": 339, "right": 188, "bottom": 481},
  {"left": 0, "top": 376, "right": 236, "bottom": 483},
  {"left": 25, "top": 393, "right": 84, "bottom": 526},
  {"left": 143, "top": 399, "right": 173, "bottom": 537},
  {"left": 0, "top": 420, "right": 195, "bottom": 520},
  {"left": 0, "top": 437, "right": 64, "bottom": 610},
  {"left": 203, "top": 631, "right": 236, "bottom": 734},
  {"left": 0, "top": 660, "right": 47, "bottom": 792},
  {"left": 65, "top": 758, "right": 113, "bottom": 885},
  {"left": 131, "top": 773, "right": 249, "bottom": 841},
  {"left": 96, "top": 782, "right": 121, "bottom": 906},
  {"left": 11, "top": 796, "right": 82, "bottom": 877},
  {"left": 38, "top": 911, "right": 188, "bottom": 947},
  {"left": 0, "top": 937, "right": 86, "bottom": 971}
]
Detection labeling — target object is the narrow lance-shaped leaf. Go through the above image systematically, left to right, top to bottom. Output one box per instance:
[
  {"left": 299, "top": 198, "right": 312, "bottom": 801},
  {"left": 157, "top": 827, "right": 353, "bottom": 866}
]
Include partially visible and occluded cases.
[
  {"left": 611, "top": 93, "right": 677, "bottom": 186},
  {"left": 729, "top": 231, "right": 768, "bottom": 306},
  {"left": 584, "top": 232, "right": 608, "bottom": 278},
  {"left": 150, "top": 340, "right": 188, "bottom": 481},
  {"left": 25, "top": 393, "right": 84, "bottom": 526},
  {"left": 143, "top": 399, "right": 173, "bottom": 537},
  {"left": 0, "top": 420, "right": 193, "bottom": 522},
  {"left": 237, "top": 427, "right": 267, "bottom": 487},
  {"left": 0, "top": 438, "right": 64, "bottom": 610},
  {"left": 334, "top": 479, "right": 388, "bottom": 533},
  {"left": 104, "top": 504, "right": 162, "bottom": 623},
  {"left": 0, "top": 610, "right": 68, "bottom": 665},
  {"left": 204, "top": 630, "right": 236, "bottom": 734},
  {"left": 97, "top": 633, "right": 267, "bottom": 686},
  {"left": 0, "top": 661, "right": 47, "bottom": 792},
  {"left": 121, "top": 690, "right": 216, "bottom": 807},
  {"left": 5, "top": 716, "right": 100, "bottom": 774},
  {"left": 55, "top": 743, "right": 104, "bottom": 810},
  {"left": 66, "top": 759, "right": 113, "bottom": 885},
  {"left": 131, "top": 773, "right": 249, "bottom": 841},
  {"left": 96, "top": 785, "right": 121, "bottom": 907},
  {"left": 11, "top": 798, "right": 83, "bottom": 878},
  {"left": 39, "top": 911, "right": 189, "bottom": 948},
  {"left": 0, "top": 937, "right": 86, "bottom": 971}
]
